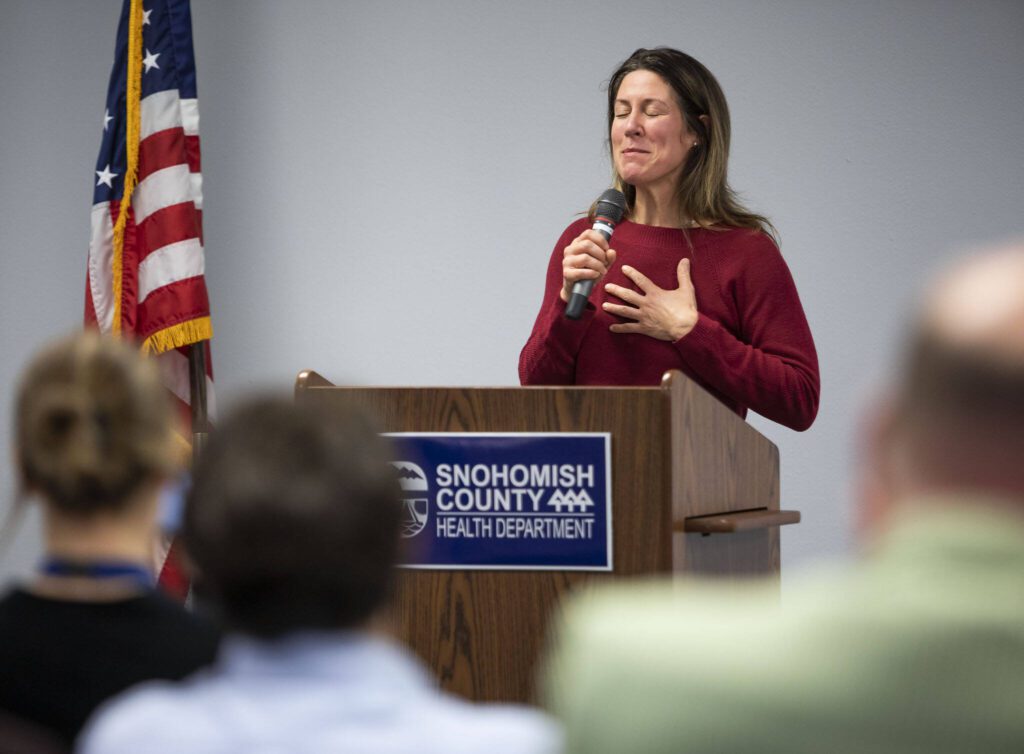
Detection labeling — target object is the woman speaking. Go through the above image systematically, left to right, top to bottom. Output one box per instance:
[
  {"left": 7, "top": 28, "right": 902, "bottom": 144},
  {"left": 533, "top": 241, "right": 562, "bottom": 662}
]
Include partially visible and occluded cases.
[{"left": 519, "top": 48, "right": 819, "bottom": 431}]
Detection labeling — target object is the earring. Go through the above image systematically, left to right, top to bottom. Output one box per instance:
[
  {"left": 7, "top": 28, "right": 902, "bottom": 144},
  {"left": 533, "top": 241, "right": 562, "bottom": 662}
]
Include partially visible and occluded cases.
[{"left": 693, "top": 142, "right": 699, "bottom": 148}]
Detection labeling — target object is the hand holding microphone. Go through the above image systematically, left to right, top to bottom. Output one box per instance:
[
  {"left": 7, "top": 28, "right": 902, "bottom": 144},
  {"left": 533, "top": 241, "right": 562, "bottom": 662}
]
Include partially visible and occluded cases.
[{"left": 563, "top": 189, "right": 627, "bottom": 319}]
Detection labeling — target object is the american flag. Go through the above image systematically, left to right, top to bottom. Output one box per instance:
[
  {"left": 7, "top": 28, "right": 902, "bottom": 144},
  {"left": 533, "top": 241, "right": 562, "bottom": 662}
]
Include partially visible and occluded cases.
[{"left": 85, "top": 0, "right": 214, "bottom": 597}]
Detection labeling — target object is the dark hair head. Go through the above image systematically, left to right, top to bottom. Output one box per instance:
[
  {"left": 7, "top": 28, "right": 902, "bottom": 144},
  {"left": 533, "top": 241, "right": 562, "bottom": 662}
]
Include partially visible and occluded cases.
[
  {"left": 604, "top": 47, "right": 773, "bottom": 237},
  {"left": 15, "top": 332, "right": 177, "bottom": 515},
  {"left": 183, "top": 398, "right": 401, "bottom": 638}
]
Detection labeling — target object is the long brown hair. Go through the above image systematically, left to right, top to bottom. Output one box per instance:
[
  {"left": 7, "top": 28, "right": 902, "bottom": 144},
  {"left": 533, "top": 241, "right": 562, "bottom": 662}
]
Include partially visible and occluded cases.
[{"left": 603, "top": 47, "right": 775, "bottom": 240}]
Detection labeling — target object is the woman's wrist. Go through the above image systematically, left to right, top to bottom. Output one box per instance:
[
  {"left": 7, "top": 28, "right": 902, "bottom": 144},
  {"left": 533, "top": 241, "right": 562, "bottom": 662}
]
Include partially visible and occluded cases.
[{"left": 670, "top": 315, "right": 698, "bottom": 341}]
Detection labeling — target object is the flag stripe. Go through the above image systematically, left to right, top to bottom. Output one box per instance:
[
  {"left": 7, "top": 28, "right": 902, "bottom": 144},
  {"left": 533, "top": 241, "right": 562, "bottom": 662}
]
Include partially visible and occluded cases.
[
  {"left": 140, "top": 89, "right": 184, "bottom": 140},
  {"left": 180, "top": 97, "right": 199, "bottom": 136},
  {"left": 138, "top": 127, "right": 200, "bottom": 182},
  {"left": 184, "top": 133, "right": 201, "bottom": 172},
  {"left": 133, "top": 164, "right": 194, "bottom": 224},
  {"left": 190, "top": 171, "right": 204, "bottom": 210},
  {"left": 87, "top": 201, "right": 115, "bottom": 330},
  {"left": 137, "top": 201, "right": 200, "bottom": 263},
  {"left": 138, "top": 238, "right": 205, "bottom": 303},
  {"left": 84, "top": 275, "right": 99, "bottom": 326},
  {"left": 137, "top": 275, "right": 210, "bottom": 333}
]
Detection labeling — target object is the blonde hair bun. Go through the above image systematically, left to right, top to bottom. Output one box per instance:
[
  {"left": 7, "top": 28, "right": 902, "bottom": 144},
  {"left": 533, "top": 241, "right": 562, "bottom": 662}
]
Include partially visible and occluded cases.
[{"left": 15, "top": 332, "right": 178, "bottom": 514}]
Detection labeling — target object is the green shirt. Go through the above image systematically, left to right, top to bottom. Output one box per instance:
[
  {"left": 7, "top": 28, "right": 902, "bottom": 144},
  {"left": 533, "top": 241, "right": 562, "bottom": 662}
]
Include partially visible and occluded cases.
[{"left": 544, "top": 498, "right": 1024, "bottom": 754}]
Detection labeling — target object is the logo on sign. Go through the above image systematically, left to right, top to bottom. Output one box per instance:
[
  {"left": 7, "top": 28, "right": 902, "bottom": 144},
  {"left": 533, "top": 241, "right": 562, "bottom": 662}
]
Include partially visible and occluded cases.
[
  {"left": 386, "top": 433, "right": 612, "bottom": 570},
  {"left": 392, "top": 461, "right": 429, "bottom": 538}
]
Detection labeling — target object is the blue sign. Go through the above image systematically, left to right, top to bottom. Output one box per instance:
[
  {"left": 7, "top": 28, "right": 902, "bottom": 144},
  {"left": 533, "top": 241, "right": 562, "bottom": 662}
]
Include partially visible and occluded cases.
[{"left": 387, "top": 433, "right": 612, "bottom": 571}]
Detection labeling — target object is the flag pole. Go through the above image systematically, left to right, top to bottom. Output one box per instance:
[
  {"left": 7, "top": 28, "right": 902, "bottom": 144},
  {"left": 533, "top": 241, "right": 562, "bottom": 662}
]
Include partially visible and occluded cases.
[{"left": 188, "top": 342, "right": 209, "bottom": 462}]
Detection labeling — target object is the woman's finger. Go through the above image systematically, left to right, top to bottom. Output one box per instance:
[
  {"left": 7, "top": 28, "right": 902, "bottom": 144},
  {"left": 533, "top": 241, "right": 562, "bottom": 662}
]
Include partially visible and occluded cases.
[
  {"left": 579, "top": 229, "right": 611, "bottom": 251},
  {"left": 578, "top": 239, "right": 614, "bottom": 266},
  {"left": 565, "top": 243, "right": 609, "bottom": 271},
  {"left": 565, "top": 253, "right": 607, "bottom": 274},
  {"left": 676, "top": 258, "right": 692, "bottom": 287},
  {"left": 676, "top": 259, "right": 697, "bottom": 303},
  {"left": 622, "top": 265, "right": 656, "bottom": 292},
  {"left": 563, "top": 267, "right": 600, "bottom": 282},
  {"left": 603, "top": 283, "right": 643, "bottom": 306},
  {"left": 602, "top": 302, "right": 641, "bottom": 320},
  {"left": 609, "top": 322, "right": 644, "bottom": 334}
]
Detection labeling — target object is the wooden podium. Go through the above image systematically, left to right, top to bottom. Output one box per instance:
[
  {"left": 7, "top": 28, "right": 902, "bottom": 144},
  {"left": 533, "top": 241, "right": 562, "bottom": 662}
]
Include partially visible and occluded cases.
[{"left": 295, "top": 369, "right": 799, "bottom": 703}]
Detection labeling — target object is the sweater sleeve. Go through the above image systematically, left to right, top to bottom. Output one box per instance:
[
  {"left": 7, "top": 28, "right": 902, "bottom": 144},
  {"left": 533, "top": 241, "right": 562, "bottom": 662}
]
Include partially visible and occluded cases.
[
  {"left": 519, "top": 220, "right": 594, "bottom": 385},
  {"left": 673, "top": 234, "right": 820, "bottom": 431}
]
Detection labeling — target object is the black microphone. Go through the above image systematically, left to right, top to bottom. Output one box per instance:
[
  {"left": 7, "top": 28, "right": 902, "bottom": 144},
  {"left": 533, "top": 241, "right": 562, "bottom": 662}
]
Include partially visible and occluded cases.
[{"left": 565, "top": 189, "right": 627, "bottom": 320}]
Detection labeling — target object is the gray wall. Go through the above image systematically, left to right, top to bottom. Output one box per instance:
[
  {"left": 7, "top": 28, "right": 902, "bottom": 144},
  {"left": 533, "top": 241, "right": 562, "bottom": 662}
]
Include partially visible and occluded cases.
[{"left": 2, "top": 0, "right": 1023, "bottom": 582}]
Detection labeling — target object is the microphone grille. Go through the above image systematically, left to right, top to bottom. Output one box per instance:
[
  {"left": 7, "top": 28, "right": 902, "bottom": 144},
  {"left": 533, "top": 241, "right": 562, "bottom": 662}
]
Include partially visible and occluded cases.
[{"left": 595, "top": 189, "right": 627, "bottom": 223}]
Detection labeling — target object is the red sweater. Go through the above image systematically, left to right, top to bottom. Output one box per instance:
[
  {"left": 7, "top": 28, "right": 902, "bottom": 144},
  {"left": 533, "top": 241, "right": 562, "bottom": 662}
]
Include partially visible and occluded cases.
[{"left": 519, "top": 219, "right": 820, "bottom": 431}]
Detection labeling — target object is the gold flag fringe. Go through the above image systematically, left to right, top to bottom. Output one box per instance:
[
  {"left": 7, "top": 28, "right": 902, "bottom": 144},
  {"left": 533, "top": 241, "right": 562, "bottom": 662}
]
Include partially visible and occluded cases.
[
  {"left": 111, "top": 0, "right": 144, "bottom": 335},
  {"left": 141, "top": 317, "right": 214, "bottom": 355}
]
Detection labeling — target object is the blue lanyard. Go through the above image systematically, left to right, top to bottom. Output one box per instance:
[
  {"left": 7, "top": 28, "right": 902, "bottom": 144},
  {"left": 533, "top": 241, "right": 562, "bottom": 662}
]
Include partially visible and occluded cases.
[{"left": 40, "top": 557, "right": 155, "bottom": 590}]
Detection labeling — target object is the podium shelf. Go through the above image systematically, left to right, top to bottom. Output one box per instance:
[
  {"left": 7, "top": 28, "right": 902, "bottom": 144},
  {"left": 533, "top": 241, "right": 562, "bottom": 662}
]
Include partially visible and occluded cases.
[{"left": 681, "top": 508, "right": 801, "bottom": 534}]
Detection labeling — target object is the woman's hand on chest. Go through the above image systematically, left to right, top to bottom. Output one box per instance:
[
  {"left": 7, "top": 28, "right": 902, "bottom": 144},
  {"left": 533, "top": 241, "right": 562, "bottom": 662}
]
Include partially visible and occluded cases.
[{"left": 601, "top": 258, "right": 699, "bottom": 342}]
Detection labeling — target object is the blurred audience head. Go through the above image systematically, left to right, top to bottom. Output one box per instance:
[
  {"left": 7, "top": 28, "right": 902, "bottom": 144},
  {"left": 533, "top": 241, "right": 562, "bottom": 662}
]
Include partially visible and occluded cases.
[
  {"left": 863, "top": 243, "right": 1024, "bottom": 530},
  {"left": 15, "top": 331, "right": 177, "bottom": 516},
  {"left": 183, "top": 398, "right": 401, "bottom": 638}
]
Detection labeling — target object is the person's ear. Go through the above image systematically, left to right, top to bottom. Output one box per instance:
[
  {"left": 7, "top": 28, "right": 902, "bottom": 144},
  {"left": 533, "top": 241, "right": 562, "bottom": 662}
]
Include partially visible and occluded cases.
[{"left": 689, "top": 115, "right": 710, "bottom": 149}]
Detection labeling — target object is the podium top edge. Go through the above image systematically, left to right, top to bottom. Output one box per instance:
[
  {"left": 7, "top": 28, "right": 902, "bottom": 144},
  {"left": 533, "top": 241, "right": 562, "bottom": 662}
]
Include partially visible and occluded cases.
[
  {"left": 296, "top": 371, "right": 688, "bottom": 394},
  {"left": 297, "top": 383, "right": 669, "bottom": 392}
]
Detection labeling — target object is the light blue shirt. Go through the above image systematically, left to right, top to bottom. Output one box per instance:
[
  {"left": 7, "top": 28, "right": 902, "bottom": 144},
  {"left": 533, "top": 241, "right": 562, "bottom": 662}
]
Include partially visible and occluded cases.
[{"left": 79, "top": 632, "right": 561, "bottom": 754}]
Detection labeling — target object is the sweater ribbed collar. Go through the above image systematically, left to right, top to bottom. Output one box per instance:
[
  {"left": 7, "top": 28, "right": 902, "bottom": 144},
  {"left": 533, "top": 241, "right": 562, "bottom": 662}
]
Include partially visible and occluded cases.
[{"left": 614, "top": 219, "right": 709, "bottom": 247}]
